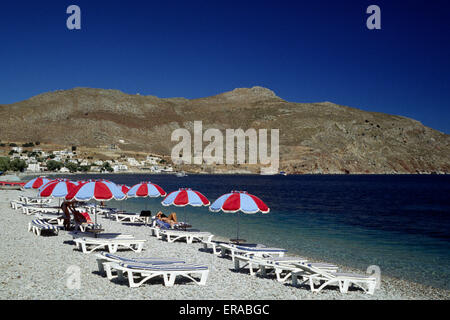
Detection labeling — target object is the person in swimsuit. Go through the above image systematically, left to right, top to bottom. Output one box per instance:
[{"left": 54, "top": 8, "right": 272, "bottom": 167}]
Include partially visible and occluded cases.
[{"left": 155, "top": 211, "right": 178, "bottom": 227}]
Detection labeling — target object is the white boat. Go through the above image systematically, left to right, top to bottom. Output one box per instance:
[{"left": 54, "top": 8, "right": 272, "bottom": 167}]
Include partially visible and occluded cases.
[
  {"left": 260, "top": 168, "right": 277, "bottom": 175},
  {"left": 175, "top": 171, "right": 187, "bottom": 177}
]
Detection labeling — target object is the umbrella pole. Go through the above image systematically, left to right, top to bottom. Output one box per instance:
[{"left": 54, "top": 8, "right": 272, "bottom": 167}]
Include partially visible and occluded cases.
[
  {"left": 184, "top": 206, "right": 187, "bottom": 230},
  {"left": 236, "top": 212, "right": 240, "bottom": 243}
]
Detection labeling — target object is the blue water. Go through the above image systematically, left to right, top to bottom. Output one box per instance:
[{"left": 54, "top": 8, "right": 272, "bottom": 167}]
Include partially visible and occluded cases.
[{"left": 57, "top": 174, "right": 450, "bottom": 290}]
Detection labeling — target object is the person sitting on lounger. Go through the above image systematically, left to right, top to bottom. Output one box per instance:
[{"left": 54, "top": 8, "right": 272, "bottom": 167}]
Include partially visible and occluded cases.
[{"left": 155, "top": 211, "right": 178, "bottom": 227}]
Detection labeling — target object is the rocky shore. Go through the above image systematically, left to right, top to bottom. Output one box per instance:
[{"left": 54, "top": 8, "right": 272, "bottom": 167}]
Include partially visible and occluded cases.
[{"left": 0, "top": 189, "right": 448, "bottom": 300}]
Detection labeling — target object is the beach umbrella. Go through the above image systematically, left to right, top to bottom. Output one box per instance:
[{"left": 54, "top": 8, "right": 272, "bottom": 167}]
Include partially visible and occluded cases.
[
  {"left": 24, "top": 176, "right": 51, "bottom": 189},
  {"left": 38, "top": 178, "right": 72, "bottom": 191},
  {"left": 39, "top": 179, "right": 77, "bottom": 210},
  {"left": 39, "top": 180, "right": 77, "bottom": 198},
  {"left": 65, "top": 180, "right": 127, "bottom": 226},
  {"left": 66, "top": 180, "right": 126, "bottom": 202},
  {"left": 127, "top": 181, "right": 166, "bottom": 213},
  {"left": 127, "top": 182, "right": 166, "bottom": 198},
  {"left": 118, "top": 184, "right": 131, "bottom": 194},
  {"left": 161, "top": 188, "right": 210, "bottom": 227},
  {"left": 162, "top": 188, "right": 209, "bottom": 207},
  {"left": 209, "top": 191, "right": 270, "bottom": 243}
]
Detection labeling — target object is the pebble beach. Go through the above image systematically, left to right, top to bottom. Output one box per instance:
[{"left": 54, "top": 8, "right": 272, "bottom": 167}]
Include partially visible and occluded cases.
[{"left": 1, "top": 188, "right": 449, "bottom": 300}]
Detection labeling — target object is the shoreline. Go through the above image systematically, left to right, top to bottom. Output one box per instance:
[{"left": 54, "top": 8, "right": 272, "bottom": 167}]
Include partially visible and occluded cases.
[
  {"left": 5, "top": 171, "right": 450, "bottom": 180},
  {"left": 1, "top": 188, "right": 448, "bottom": 300},
  {"left": 201, "top": 232, "right": 450, "bottom": 296}
]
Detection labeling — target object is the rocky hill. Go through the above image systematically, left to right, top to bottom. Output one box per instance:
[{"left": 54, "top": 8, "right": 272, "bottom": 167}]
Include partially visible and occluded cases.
[{"left": 1, "top": 87, "right": 449, "bottom": 174}]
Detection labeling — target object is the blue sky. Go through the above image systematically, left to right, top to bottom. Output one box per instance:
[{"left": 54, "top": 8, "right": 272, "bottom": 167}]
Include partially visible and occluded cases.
[{"left": 0, "top": 0, "right": 449, "bottom": 133}]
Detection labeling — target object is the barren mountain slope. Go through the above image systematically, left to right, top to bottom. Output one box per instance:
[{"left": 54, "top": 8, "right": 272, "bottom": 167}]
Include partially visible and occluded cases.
[{"left": 0, "top": 87, "right": 449, "bottom": 174}]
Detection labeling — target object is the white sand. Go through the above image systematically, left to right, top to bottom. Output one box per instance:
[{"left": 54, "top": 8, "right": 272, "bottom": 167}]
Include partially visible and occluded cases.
[{"left": 0, "top": 189, "right": 448, "bottom": 300}]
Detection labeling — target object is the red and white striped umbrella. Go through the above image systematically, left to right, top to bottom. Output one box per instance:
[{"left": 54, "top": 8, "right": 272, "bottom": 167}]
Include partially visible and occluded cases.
[
  {"left": 24, "top": 176, "right": 51, "bottom": 189},
  {"left": 38, "top": 178, "right": 71, "bottom": 191},
  {"left": 39, "top": 180, "right": 78, "bottom": 198},
  {"left": 65, "top": 180, "right": 126, "bottom": 202},
  {"left": 65, "top": 180, "right": 127, "bottom": 227},
  {"left": 127, "top": 182, "right": 166, "bottom": 198},
  {"left": 118, "top": 184, "right": 131, "bottom": 194},
  {"left": 161, "top": 188, "right": 209, "bottom": 226},
  {"left": 162, "top": 188, "right": 209, "bottom": 207},
  {"left": 209, "top": 191, "right": 270, "bottom": 243},
  {"left": 209, "top": 191, "right": 270, "bottom": 214}
]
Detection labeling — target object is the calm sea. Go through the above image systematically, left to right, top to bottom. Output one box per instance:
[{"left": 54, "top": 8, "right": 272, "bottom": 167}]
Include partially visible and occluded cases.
[{"left": 51, "top": 174, "right": 450, "bottom": 290}]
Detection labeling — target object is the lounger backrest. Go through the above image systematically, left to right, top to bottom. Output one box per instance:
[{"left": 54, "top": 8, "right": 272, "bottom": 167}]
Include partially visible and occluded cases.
[
  {"left": 32, "top": 219, "right": 56, "bottom": 230},
  {"left": 155, "top": 219, "right": 171, "bottom": 229},
  {"left": 236, "top": 243, "right": 266, "bottom": 248},
  {"left": 235, "top": 246, "right": 287, "bottom": 252},
  {"left": 101, "top": 252, "right": 185, "bottom": 264},
  {"left": 102, "top": 252, "right": 122, "bottom": 260},
  {"left": 120, "top": 262, "right": 208, "bottom": 271},
  {"left": 291, "top": 262, "right": 335, "bottom": 279}
]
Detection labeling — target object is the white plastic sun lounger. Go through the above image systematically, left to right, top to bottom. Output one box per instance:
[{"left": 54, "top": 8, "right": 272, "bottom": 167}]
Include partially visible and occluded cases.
[
  {"left": 19, "top": 196, "right": 52, "bottom": 205},
  {"left": 10, "top": 200, "right": 25, "bottom": 210},
  {"left": 21, "top": 205, "right": 60, "bottom": 215},
  {"left": 92, "top": 207, "right": 118, "bottom": 219},
  {"left": 34, "top": 212, "right": 64, "bottom": 226},
  {"left": 112, "top": 212, "right": 151, "bottom": 225},
  {"left": 113, "top": 212, "right": 138, "bottom": 222},
  {"left": 133, "top": 216, "right": 151, "bottom": 224},
  {"left": 28, "top": 219, "right": 60, "bottom": 236},
  {"left": 149, "top": 220, "right": 193, "bottom": 238},
  {"left": 74, "top": 221, "right": 102, "bottom": 232},
  {"left": 149, "top": 225, "right": 166, "bottom": 239},
  {"left": 160, "top": 229, "right": 214, "bottom": 244},
  {"left": 70, "top": 231, "right": 135, "bottom": 239},
  {"left": 73, "top": 237, "right": 146, "bottom": 254},
  {"left": 201, "top": 238, "right": 230, "bottom": 255},
  {"left": 201, "top": 238, "right": 267, "bottom": 255},
  {"left": 218, "top": 243, "right": 287, "bottom": 262},
  {"left": 95, "top": 252, "right": 186, "bottom": 278},
  {"left": 233, "top": 255, "right": 338, "bottom": 281},
  {"left": 233, "top": 255, "right": 309, "bottom": 276},
  {"left": 273, "top": 261, "right": 338, "bottom": 283},
  {"left": 107, "top": 262, "right": 209, "bottom": 287},
  {"left": 288, "top": 262, "right": 377, "bottom": 294}
]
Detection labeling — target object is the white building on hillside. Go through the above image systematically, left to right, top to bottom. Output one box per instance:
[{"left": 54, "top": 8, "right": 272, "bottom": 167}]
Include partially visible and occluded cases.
[
  {"left": 54, "top": 150, "right": 74, "bottom": 158},
  {"left": 146, "top": 156, "right": 162, "bottom": 165},
  {"left": 127, "top": 158, "right": 140, "bottom": 166},
  {"left": 80, "top": 160, "right": 89, "bottom": 166},
  {"left": 26, "top": 163, "right": 42, "bottom": 172},
  {"left": 113, "top": 164, "right": 129, "bottom": 172},
  {"left": 150, "top": 166, "right": 162, "bottom": 173}
]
